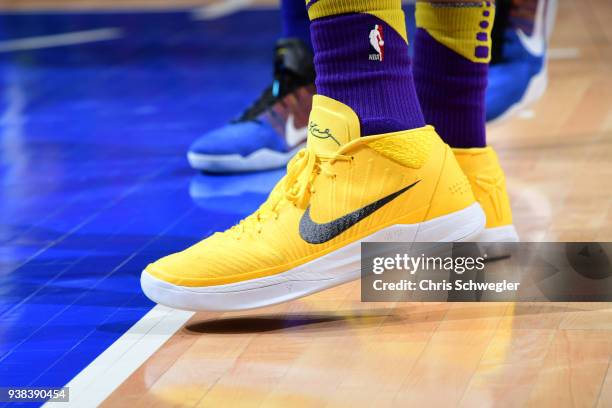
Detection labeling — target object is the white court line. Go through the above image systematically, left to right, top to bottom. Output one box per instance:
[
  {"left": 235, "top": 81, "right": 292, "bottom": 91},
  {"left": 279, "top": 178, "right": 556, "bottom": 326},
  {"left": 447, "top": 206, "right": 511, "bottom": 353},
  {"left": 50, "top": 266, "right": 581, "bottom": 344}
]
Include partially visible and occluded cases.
[
  {"left": 191, "top": 0, "right": 255, "bottom": 20},
  {"left": 0, "top": 28, "right": 122, "bottom": 53},
  {"left": 548, "top": 47, "right": 581, "bottom": 60},
  {"left": 518, "top": 109, "right": 536, "bottom": 120},
  {"left": 44, "top": 305, "right": 194, "bottom": 408}
]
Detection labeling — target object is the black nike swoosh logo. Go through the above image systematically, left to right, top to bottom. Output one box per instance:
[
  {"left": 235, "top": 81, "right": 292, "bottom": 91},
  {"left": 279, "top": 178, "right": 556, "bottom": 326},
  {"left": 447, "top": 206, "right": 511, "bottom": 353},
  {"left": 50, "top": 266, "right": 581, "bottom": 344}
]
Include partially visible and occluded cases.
[{"left": 299, "top": 180, "right": 421, "bottom": 244}]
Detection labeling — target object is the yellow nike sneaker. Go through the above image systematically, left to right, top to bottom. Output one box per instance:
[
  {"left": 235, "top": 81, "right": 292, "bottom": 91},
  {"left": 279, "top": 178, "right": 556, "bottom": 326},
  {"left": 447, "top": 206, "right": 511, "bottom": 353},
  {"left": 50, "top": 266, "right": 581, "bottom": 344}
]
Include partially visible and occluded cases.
[
  {"left": 141, "top": 95, "right": 485, "bottom": 311},
  {"left": 453, "top": 147, "right": 519, "bottom": 242}
]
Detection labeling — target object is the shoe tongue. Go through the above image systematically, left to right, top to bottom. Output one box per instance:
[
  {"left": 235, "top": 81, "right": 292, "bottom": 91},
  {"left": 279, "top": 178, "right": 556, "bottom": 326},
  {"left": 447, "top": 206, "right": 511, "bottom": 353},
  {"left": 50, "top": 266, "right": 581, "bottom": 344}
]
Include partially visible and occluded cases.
[{"left": 307, "top": 95, "right": 361, "bottom": 154}]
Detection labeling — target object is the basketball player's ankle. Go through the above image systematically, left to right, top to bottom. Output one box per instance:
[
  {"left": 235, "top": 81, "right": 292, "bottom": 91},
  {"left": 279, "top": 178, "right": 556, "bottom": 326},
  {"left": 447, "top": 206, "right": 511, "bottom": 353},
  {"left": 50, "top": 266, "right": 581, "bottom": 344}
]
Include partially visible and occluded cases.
[
  {"left": 280, "top": 0, "right": 312, "bottom": 48},
  {"left": 306, "top": 0, "right": 425, "bottom": 136},
  {"left": 413, "top": 0, "right": 495, "bottom": 148}
]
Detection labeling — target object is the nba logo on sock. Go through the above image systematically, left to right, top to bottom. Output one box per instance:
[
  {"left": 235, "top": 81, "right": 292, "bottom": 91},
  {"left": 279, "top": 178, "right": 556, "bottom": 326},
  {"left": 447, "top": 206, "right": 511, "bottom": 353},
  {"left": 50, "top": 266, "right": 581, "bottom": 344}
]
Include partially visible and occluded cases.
[{"left": 369, "top": 24, "right": 384, "bottom": 61}]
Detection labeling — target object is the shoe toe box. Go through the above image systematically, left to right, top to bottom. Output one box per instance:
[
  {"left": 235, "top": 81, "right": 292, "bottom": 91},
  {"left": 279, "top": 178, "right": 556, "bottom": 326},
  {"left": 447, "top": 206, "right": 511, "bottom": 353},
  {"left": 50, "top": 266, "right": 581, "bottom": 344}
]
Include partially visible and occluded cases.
[{"left": 144, "top": 233, "right": 285, "bottom": 288}]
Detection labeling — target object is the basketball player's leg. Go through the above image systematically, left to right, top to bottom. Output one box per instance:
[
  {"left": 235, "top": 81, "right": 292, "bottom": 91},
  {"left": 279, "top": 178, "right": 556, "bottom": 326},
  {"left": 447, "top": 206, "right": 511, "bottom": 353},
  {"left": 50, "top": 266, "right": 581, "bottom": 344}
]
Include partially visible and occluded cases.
[
  {"left": 281, "top": 0, "right": 312, "bottom": 48},
  {"left": 306, "top": 0, "right": 426, "bottom": 135},
  {"left": 413, "top": 0, "right": 518, "bottom": 241}
]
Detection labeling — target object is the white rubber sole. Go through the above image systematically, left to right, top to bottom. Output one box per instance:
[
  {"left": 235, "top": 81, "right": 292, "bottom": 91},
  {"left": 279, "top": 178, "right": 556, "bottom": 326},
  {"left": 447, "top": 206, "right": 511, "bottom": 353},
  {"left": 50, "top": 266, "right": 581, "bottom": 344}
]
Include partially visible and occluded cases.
[
  {"left": 489, "top": 63, "right": 548, "bottom": 125},
  {"left": 187, "top": 144, "right": 304, "bottom": 173},
  {"left": 141, "top": 203, "right": 486, "bottom": 312},
  {"left": 474, "top": 225, "right": 520, "bottom": 260},
  {"left": 476, "top": 225, "right": 520, "bottom": 243}
]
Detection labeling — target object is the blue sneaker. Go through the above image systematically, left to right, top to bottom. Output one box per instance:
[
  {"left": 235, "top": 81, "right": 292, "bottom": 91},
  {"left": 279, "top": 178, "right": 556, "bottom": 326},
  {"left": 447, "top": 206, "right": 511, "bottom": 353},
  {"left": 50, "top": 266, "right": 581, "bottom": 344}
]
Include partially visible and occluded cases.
[
  {"left": 487, "top": 0, "right": 557, "bottom": 123},
  {"left": 188, "top": 39, "right": 315, "bottom": 173}
]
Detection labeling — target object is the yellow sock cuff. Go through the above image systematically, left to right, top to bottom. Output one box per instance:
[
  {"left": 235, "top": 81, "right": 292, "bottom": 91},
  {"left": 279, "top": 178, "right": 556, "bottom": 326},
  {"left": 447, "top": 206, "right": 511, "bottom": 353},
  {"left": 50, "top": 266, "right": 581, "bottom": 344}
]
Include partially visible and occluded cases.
[
  {"left": 306, "top": 0, "right": 408, "bottom": 43},
  {"left": 415, "top": 1, "right": 495, "bottom": 63}
]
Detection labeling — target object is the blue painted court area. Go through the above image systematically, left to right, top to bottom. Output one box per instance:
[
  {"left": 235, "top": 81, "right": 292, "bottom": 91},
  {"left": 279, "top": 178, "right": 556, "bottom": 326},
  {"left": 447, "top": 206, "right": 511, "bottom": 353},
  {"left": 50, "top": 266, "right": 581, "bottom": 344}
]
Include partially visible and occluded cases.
[
  {"left": 0, "top": 7, "right": 418, "bottom": 406},
  {"left": 0, "top": 9, "right": 285, "bottom": 405}
]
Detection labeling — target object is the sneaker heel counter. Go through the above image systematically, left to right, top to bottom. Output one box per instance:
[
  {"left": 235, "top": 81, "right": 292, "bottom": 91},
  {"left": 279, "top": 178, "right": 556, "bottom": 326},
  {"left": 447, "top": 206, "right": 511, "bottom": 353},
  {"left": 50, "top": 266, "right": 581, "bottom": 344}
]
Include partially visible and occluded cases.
[
  {"left": 426, "top": 144, "right": 477, "bottom": 221},
  {"left": 455, "top": 147, "right": 514, "bottom": 228},
  {"left": 482, "top": 148, "right": 514, "bottom": 228}
]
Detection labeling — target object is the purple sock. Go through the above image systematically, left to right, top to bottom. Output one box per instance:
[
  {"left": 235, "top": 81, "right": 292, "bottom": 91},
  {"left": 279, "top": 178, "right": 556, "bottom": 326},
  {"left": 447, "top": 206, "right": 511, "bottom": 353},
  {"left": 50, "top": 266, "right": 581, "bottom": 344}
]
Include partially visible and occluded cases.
[
  {"left": 280, "top": 0, "right": 312, "bottom": 48},
  {"left": 413, "top": 1, "right": 495, "bottom": 148},
  {"left": 310, "top": 13, "right": 425, "bottom": 136},
  {"left": 413, "top": 29, "right": 488, "bottom": 148}
]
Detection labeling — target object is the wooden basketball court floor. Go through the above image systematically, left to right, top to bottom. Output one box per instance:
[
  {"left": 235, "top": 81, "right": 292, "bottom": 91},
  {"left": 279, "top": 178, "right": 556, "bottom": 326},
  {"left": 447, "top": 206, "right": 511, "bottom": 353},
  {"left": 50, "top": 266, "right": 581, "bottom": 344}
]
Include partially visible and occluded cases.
[{"left": 0, "top": 0, "right": 610, "bottom": 407}]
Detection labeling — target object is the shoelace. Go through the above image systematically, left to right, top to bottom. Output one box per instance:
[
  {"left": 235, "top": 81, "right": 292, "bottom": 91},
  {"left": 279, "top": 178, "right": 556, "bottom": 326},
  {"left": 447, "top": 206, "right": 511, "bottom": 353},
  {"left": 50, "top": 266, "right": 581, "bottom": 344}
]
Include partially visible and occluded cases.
[{"left": 230, "top": 148, "right": 352, "bottom": 239}]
